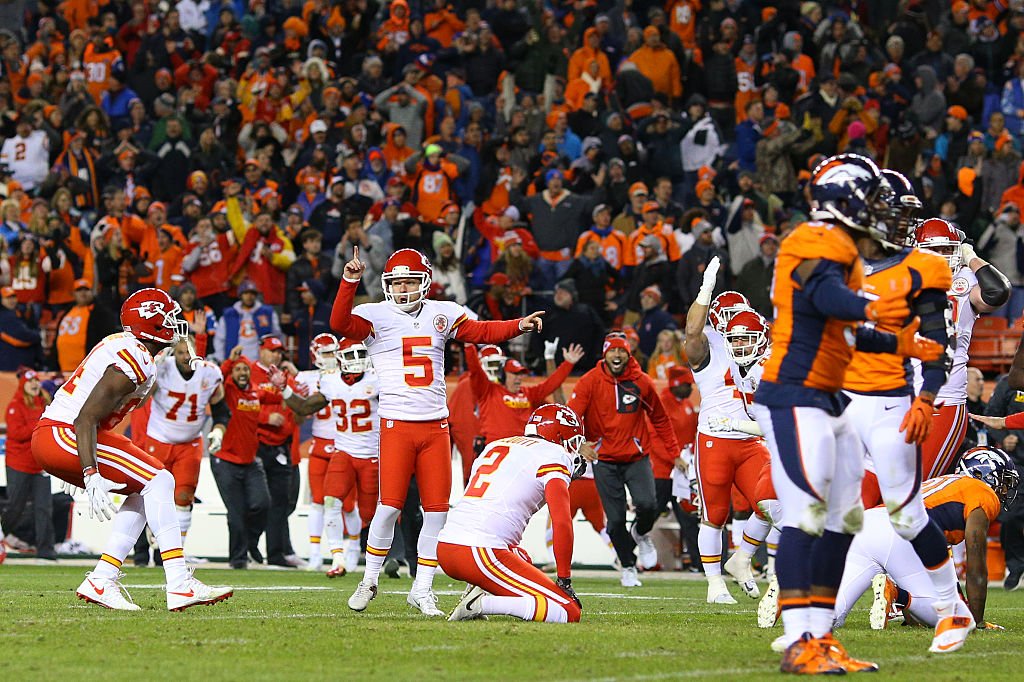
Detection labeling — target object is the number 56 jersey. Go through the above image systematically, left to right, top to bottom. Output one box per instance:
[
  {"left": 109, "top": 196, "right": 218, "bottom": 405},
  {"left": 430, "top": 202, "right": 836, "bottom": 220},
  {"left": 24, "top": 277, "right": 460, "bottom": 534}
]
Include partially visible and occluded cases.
[
  {"left": 352, "top": 299, "right": 474, "bottom": 421},
  {"left": 147, "top": 359, "right": 223, "bottom": 444},
  {"left": 439, "top": 436, "right": 573, "bottom": 549}
]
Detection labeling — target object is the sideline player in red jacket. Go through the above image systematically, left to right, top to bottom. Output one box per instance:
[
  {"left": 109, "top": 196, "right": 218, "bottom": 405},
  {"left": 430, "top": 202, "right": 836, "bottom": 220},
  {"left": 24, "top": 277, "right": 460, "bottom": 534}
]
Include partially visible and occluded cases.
[
  {"left": 331, "top": 247, "right": 544, "bottom": 615},
  {"left": 569, "top": 332, "right": 680, "bottom": 588},
  {"left": 4, "top": 370, "right": 54, "bottom": 560}
]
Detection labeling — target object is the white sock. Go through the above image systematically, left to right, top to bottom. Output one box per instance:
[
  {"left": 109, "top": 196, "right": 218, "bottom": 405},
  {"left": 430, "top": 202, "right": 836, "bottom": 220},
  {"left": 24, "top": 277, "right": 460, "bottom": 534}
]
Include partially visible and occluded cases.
[
  {"left": 141, "top": 471, "right": 188, "bottom": 590},
  {"left": 92, "top": 494, "right": 147, "bottom": 580},
  {"left": 323, "top": 497, "right": 344, "bottom": 554},
  {"left": 364, "top": 504, "right": 401, "bottom": 585},
  {"left": 175, "top": 505, "right": 191, "bottom": 546},
  {"left": 343, "top": 507, "right": 361, "bottom": 543},
  {"left": 412, "top": 511, "right": 446, "bottom": 594},
  {"left": 740, "top": 515, "right": 771, "bottom": 554},
  {"left": 730, "top": 518, "right": 744, "bottom": 550},
  {"left": 698, "top": 523, "right": 724, "bottom": 577},
  {"left": 925, "top": 556, "right": 960, "bottom": 605},
  {"left": 480, "top": 595, "right": 537, "bottom": 620},
  {"left": 809, "top": 605, "right": 835, "bottom": 638},
  {"left": 782, "top": 607, "right": 811, "bottom": 643}
]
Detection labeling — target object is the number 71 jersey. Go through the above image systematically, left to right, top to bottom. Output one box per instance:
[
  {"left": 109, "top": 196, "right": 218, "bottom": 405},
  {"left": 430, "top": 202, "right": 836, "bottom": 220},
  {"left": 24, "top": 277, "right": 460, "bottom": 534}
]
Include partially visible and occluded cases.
[{"left": 147, "top": 358, "right": 223, "bottom": 444}]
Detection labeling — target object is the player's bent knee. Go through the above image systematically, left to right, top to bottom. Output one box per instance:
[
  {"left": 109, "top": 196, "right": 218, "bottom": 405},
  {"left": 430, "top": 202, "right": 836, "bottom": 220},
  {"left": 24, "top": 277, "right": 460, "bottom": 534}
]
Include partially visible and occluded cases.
[
  {"left": 142, "top": 469, "right": 175, "bottom": 498},
  {"left": 756, "top": 499, "right": 781, "bottom": 525},
  {"left": 886, "top": 504, "right": 928, "bottom": 541},
  {"left": 565, "top": 600, "right": 582, "bottom": 623}
]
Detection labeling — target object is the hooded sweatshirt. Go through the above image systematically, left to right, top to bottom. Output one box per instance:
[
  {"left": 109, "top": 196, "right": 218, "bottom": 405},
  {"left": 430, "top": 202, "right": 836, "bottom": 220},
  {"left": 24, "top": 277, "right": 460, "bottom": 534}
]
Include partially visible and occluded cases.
[
  {"left": 910, "top": 66, "right": 946, "bottom": 132},
  {"left": 568, "top": 357, "right": 680, "bottom": 463},
  {"left": 5, "top": 378, "right": 47, "bottom": 474}
]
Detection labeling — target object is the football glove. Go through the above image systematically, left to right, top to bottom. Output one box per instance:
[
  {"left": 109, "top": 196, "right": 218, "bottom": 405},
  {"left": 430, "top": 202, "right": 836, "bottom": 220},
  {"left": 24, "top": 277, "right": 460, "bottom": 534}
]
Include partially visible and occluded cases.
[
  {"left": 960, "top": 242, "right": 979, "bottom": 267},
  {"left": 696, "top": 256, "right": 720, "bottom": 306},
  {"left": 864, "top": 296, "right": 911, "bottom": 326},
  {"left": 894, "top": 318, "right": 944, "bottom": 362},
  {"left": 544, "top": 337, "right": 560, "bottom": 362},
  {"left": 900, "top": 395, "right": 935, "bottom": 445},
  {"left": 706, "top": 415, "right": 734, "bottom": 433},
  {"left": 208, "top": 427, "right": 224, "bottom": 455},
  {"left": 84, "top": 471, "right": 126, "bottom": 521},
  {"left": 59, "top": 479, "right": 83, "bottom": 497},
  {"left": 555, "top": 576, "right": 582, "bottom": 610}
]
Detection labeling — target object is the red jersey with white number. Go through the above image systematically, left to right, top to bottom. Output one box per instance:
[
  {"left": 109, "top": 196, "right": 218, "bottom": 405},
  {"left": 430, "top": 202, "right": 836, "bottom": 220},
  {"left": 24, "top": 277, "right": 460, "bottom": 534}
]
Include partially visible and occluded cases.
[
  {"left": 187, "top": 233, "right": 236, "bottom": 298},
  {"left": 914, "top": 265, "right": 977, "bottom": 406},
  {"left": 352, "top": 299, "right": 472, "bottom": 421},
  {"left": 692, "top": 327, "right": 755, "bottom": 439},
  {"left": 44, "top": 332, "right": 156, "bottom": 430},
  {"left": 147, "top": 358, "right": 223, "bottom": 444},
  {"left": 296, "top": 368, "right": 380, "bottom": 458},
  {"left": 438, "top": 435, "right": 572, "bottom": 548}
]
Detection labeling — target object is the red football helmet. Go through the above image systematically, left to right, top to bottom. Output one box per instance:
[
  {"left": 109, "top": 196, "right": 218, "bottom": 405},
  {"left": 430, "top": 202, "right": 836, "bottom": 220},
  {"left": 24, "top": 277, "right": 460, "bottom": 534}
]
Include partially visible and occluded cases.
[
  {"left": 914, "top": 217, "right": 965, "bottom": 272},
  {"left": 382, "top": 248, "right": 433, "bottom": 312},
  {"left": 120, "top": 288, "right": 187, "bottom": 344},
  {"left": 709, "top": 291, "right": 752, "bottom": 333},
  {"left": 724, "top": 310, "right": 770, "bottom": 366},
  {"left": 310, "top": 333, "right": 340, "bottom": 371},
  {"left": 338, "top": 337, "right": 371, "bottom": 374},
  {"left": 479, "top": 345, "right": 505, "bottom": 382},
  {"left": 525, "top": 403, "right": 586, "bottom": 477}
]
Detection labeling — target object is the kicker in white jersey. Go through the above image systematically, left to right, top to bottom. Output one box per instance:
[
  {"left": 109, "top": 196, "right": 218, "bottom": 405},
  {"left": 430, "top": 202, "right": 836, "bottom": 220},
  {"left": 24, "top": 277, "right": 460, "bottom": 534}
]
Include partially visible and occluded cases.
[
  {"left": 913, "top": 265, "right": 978, "bottom": 405},
  {"left": 692, "top": 327, "right": 757, "bottom": 439},
  {"left": 44, "top": 332, "right": 156, "bottom": 428},
  {"left": 147, "top": 358, "right": 223, "bottom": 444},
  {"left": 439, "top": 436, "right": 573, "bottom": 549}
]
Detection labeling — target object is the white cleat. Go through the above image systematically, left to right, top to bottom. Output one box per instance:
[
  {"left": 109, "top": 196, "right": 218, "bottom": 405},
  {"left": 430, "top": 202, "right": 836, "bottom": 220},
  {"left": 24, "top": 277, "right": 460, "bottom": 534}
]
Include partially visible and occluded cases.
[
  {"left": 631, "top": 526, "right": 658, "bottom": 570},
  {"left": 344, "top": 538, "right": 361, "bottom": 573},
  {"left": 724, "top": 551, "right": 760, "bottom": 599},
  {"left": 326, "top": 552, "right": 347, "bottom": 578},
  {"left": 307, "top": 555, "right": 323, "bottom": 572},
  {"left": 621, "top": 566, "right": 643, "bottom": 587},
  {"left": 76, "top": 571, "right": 141, "bottom": 611},
  {"left": 869, "top": 573, "right": 901, "bottom": 631},
  {"left": 166, "top": 574, "right": 234, "bottom": 612},
  {"left": 757, "top": 574, "right": 780, "bottom": 628},
  {"left": 707, "top": 576, "right": 738, "bottom": 604},
  {"left": 348, "top": 580, "right": 377, "bottom": 611},
  {"left": 448, "top": 585, "right": 488, "bottom": 621},
  {"left": 407, "top": 589, "right": 445, "bottom": 616},
  {"left": 929, "top": 602, "right": 976, "bottom": 653},
  {"left": 771, "top": 633, "right": 795, "bottom": 653}
]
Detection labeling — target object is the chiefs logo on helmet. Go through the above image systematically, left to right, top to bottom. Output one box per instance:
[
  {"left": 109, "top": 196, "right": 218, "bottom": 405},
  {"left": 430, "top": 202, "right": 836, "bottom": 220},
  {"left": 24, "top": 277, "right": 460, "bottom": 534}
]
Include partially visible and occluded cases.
[
  {"left": 120, "top": 288, "right": 188, "bottom": 344},
  {"left": 525, "top": 403, "right": 587, "bottom": 478}
]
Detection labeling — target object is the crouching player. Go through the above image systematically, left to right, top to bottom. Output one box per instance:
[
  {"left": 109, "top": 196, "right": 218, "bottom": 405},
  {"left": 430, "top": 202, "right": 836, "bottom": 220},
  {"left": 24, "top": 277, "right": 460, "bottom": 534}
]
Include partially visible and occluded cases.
[
  {"left": 440, "top": 404, "right": 586, "bottom": 623},
  {"left": 834, "top": 446, "right": 1016, "bottom": 650}
]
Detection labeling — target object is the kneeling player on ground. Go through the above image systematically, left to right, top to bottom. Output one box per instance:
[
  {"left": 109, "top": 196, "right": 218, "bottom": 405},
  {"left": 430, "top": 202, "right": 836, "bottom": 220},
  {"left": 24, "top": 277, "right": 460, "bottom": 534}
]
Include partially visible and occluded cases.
[
  {"left": 32, "top": 289, "right": 232, "bottom": 611},
  {"left": 440, "top": 403, "right": 585, "bottom": 623}
]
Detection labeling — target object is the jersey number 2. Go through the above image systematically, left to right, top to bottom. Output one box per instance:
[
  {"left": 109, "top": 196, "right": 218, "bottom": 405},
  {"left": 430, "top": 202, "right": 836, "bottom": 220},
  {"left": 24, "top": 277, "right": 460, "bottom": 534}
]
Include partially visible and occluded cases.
[
  {"left": 403, "top": 336, "right": 433, "bottom": 387},
  {"left": 464, "top": 445, "right": 510, "bottom": 499}
]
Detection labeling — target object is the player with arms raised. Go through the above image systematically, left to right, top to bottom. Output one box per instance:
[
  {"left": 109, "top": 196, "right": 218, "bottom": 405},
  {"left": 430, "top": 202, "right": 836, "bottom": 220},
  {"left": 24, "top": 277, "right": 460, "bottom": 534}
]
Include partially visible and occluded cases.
[
  {"left": 331, "top": 247, "right": 544, "bottom": 615},
  {"left": 31, "top": 288, "right": 232, "bottom": 611},
  {"left": 142, "top": 337, "right": 229, "bottom": 552},
  {"left": 440, "top": 403, "right": 585, "bottom": 624}
]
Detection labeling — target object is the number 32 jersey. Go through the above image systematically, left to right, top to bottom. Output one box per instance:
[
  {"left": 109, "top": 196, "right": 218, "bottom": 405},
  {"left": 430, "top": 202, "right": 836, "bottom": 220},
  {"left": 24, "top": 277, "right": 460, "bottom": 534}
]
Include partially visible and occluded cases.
[
  {"left": 353, "top": 299, "right": 473, "bottom": 421},
  {"left": 44, "top": 332, "right": 157, "bottom": 430},
  {"left": 147, "top": 358, "right": 223, "bottom": 444},
  {"left": 296, "top": 369, "right": 381, "bottom": 458},
  {"left": 439, "top": 436, "right": 573, "bottom": 549}
]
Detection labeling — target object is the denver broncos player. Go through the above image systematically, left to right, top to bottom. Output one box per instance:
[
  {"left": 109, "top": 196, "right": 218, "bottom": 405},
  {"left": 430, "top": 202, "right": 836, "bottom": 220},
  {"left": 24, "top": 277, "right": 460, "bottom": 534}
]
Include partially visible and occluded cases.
[
  {"left": 750, "top": 154, "right": 944, "bottom": 674},
  {"left": 912, "top": 219, "right": 1010, "bottom": 478},
  {"left": 331, "top": 247, "right": 544, "bottom": 616},
  {"left": 684, "top": 278, "right": 773, "bottom": 605},
  {"left": 32, "top": 288, "right": 232, "bottom": 611},
  {"left": 835, "top": 447, "right": 1017, "bottom": 651}
]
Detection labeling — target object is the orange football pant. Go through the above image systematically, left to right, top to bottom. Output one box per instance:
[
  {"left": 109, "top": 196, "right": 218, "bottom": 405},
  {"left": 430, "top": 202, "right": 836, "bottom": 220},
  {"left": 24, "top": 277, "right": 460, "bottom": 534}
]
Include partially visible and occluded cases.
[
  {"left": 920, "top": 403, "right": 968, "bottom": 479},
  {"left": 379, "top": 418, "right": 452, "bottom": 512},
  {"left": 695, "top": 434, "right": 770, "bottom": 527},
  {"left": 141, "top": 435, "right": 203, "bottom": 506},
  {"left": 307, "top": 437, "right": 334, "bottom": 505},
  {"left": 324, "top": 449, "right": 379, "bottom": 530},
  {"left": 569, "top": 478, "right": 605, "bottom": 533}
]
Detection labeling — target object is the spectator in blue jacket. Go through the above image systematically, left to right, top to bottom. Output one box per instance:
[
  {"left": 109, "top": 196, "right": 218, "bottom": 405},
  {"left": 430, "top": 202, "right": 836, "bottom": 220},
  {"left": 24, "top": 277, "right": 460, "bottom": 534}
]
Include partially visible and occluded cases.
[
  {"left": 734, "top": 100, "right": 764, "bottom": 173},
  {"left": 213, "top": 280, "right": 281, "bottom": 362},
  {"left": 281, "top": 280, "right": 333, "bottom": 371},
  {"left": 634, "top": 285, "right": 677, "bottom": 357},
  {"left": 0, "top": 287, "right": 41, "bottom": 371}
]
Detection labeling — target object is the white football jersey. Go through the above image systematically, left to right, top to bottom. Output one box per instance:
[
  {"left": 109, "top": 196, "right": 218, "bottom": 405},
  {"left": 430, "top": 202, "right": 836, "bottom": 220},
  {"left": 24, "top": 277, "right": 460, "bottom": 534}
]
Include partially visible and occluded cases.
[
  {"left": 0, "top": 131, "right": 49, "bottom": 190},
  {"left": 913, "top": 266, "right": 977, "bottom": 405},
  {"left": 353, "top": 299, "right": 471, "bottom": 421},
  {"left": 693, "top": 327, "right": 755, "bottom": 439},
  {"left": 45, "top": 332, "right": 156, "bottom": 429},
  {"left": 147, "top": 358, "right": 223, "bottom": 444},
  {"left": 295, "top": 369, "right": 337, "bottom": 442},
  {"left": 315, "top": 369, "right": 381, "bottom": 458},
  {"left": 439, "top": 436, "right": 573, "bottom": 549}
]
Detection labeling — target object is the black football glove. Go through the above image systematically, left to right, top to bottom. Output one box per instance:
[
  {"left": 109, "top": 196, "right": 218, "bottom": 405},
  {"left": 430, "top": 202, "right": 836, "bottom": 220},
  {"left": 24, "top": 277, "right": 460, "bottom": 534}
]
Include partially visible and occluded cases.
[{"left": 556, "top": 576, "right": 582, "bottom": 610}]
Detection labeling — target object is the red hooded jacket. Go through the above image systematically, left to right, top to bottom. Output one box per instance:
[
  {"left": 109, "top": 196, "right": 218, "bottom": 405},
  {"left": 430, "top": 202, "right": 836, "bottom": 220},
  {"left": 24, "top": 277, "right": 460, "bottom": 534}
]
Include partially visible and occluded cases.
[{"left": 8, "top": 378, "right": 48, "bottom": 474}]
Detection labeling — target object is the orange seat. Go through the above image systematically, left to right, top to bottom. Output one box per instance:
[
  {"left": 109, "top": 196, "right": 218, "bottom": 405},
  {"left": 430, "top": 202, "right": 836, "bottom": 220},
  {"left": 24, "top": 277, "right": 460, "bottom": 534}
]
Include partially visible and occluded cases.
[{"left": 975, "top": 316, "right": 1009, "bottom": 332}]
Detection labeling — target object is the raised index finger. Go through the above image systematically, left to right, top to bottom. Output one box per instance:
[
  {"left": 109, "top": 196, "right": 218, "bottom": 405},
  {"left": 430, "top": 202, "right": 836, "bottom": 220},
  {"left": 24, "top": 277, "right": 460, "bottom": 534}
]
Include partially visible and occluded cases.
[{"left": 353, "top": 245, "right": 359, "bottom": 261}]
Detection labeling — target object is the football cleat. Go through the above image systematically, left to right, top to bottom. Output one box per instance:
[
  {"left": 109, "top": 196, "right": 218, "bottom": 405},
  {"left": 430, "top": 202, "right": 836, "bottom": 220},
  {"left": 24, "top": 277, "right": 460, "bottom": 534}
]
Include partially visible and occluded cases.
[
  {"left": 631, "top": 526, "right": 658, "bottom": 570},
  {"left": 344, "top": 538, "right": 361, "bottom": 573},
  {"left": 724, "top": 551, "right": 761, "bottom": 599},
  {"left": 326, "top": 552, "right": 347, "bottom": 578},
  {"left": 307, "top": 554, "right": 323, "bottom": 572},
  {"left": 621, "top": 566, "right": 642, "bottom": 588},
  {"left": 76, "top": 571, "right": 141, "bottom": 611},
  {"left": 166, "top": 571, "right": 234, "bottom": 612},
  {"left": 758, "top": 574, "right": 780, "bottom": 628},
  {"left": 869, "top": 574, "right": 902, "bottom": 630},
  {"left": 707, "top": 576, "right": 738, "bottom": 604},
  {"left": 348, "top": 581, "right": 377, "bottom": 611},
  {"left": 448, "top": 585, "right": 487, "bottom": 621},
  {"left": 407, "top": 589, "right": 445, "bottom": 617},
  {"left": 929, "top": 602, "right": 976, "bottom": 653},
  {"left": 771, "top": 633, "right": 795, "bottom": 654},
  {"left": 778, "top": 633, "right": 846, "bottom": 675},
  {"left": 819, "top": 633, "right": 879, "bottom": 673}
]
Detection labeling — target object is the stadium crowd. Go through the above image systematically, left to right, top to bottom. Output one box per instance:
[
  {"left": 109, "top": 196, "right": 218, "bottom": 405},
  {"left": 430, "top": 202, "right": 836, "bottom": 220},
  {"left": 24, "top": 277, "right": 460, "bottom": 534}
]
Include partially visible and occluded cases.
[{"left": 4, "top": 0, "right": 1024, "bottom": 584}]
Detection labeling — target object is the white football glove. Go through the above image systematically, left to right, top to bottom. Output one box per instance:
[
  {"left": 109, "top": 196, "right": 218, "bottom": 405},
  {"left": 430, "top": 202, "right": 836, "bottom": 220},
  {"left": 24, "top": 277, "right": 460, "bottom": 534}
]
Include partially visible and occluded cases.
[
  {"left": 959, "top": 242, "right": 978, "bottom": 268},
  {"left": 696, "top": 256, "right": 721, "bottom": 306},
  {"left": 544, "top": 336, "right": 561, "bottom": 362},
  {"left": 706, "top": 415, "right": 734, "bottom": 433},
  {"left": 208, "top": 427, "right": 224, "bottom": 455},
  {"left": 84, "top": 472, "right": 125, "bottom": 521},
  {"left": 59, "top": 479, "right": 83, "bottom": 497}
]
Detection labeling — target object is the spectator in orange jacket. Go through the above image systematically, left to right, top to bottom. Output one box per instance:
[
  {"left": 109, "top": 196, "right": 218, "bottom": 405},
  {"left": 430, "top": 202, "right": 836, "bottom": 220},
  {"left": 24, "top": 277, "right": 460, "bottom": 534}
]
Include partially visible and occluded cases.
[
  {"left": 627, "top": 27, "right": 682, "bottom": 103},
  {"left": 568, "top": 28, "right": 613, "bottom": 90}
]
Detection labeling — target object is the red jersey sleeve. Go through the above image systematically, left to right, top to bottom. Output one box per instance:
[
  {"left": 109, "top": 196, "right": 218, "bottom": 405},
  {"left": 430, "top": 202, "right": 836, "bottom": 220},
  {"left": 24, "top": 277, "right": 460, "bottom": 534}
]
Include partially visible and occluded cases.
[
  {"left": 329, "top": 277, "right": 374, "bottom": 341},
  {"left": 453, "top": 317, "right": 523, "bottom": 344},
  {"left": 463, "top": 344, "right": 494, "bottom": 401},
  {"left": 524, "top": 360, "right": 574, "bottom": 407},
  {"left": 643, "top": 377, "right": 680, "bottom": 455},
  {"left": 1005, "top": 412, "right": 1024, "bottom": 429},
  {"left": 543, "top": 477, "right": 573, "bottom": 579}
]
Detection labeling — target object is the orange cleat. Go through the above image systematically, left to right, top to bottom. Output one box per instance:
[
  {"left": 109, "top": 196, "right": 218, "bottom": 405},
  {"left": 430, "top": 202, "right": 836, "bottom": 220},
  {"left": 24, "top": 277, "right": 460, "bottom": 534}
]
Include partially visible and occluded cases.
[
  {"left": 869, "top": 574, "right": 902, "bottom": 630},
  {"left": 779, "top": 633, "right": 846, "bottom": 675},
  {"left": 819, "top": 633, "right": 879, "bottom": 673}
]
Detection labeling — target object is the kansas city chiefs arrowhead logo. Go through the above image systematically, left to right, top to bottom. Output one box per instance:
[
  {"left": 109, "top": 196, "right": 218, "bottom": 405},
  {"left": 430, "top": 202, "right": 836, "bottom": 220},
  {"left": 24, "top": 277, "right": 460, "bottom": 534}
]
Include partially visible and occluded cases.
[
  {"left": 133, "top": 300, "right": 166, "bottom": 319},
  {"left": 433, "top": 315, "right": 448, "bottom": 333}
]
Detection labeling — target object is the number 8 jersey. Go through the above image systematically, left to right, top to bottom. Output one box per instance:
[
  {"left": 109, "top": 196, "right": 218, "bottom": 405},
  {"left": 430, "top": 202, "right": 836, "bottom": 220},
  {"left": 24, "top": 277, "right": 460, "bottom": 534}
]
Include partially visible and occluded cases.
[
  {"left": 352, "top": 299, "right": 474, "bottom": 421},
  {"left": 147, "top": 358, "right": 223, "bottom": 444}
]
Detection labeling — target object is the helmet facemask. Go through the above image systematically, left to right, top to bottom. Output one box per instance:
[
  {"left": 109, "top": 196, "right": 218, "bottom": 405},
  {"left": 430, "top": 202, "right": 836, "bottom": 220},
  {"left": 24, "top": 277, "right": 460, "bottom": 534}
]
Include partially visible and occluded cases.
[
  {"left": 382, "top": 271, "right": 431, "bottom": 312},
  {"left": 725, "top": 328, "right": 767, "bottom": 366},
  {"left": 338, "top": 343, "right": 371, "bottom": 374}
]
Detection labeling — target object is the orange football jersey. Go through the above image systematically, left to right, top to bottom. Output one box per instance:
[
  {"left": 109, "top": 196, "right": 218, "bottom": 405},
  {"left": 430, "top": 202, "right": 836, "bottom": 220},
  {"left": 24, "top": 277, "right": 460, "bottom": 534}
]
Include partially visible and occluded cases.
[
  {"left": 761, "top": 221, "right": 863, "bottom": 393},
  {"left": 843, "top": 249, "right": 952, "bottom": 394},
  {"left": 920, "top": 474, "right": 1000, "bottom": 545}
]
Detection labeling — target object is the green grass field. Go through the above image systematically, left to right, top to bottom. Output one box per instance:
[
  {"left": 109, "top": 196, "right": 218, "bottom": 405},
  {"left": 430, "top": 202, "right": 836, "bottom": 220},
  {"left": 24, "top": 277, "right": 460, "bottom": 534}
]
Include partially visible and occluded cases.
[{"left": 1, "top": 565, "right": 1021, "bottom": 680}]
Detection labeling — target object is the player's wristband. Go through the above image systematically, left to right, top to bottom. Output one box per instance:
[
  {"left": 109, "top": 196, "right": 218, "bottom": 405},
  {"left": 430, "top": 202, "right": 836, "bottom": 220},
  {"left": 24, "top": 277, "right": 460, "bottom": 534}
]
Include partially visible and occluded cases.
[
  {"left": 282, "top": 386, "right": 294, "bottom": 400},
  {"left": 82, "top": 466, "right": 97, "bottom": 477}
]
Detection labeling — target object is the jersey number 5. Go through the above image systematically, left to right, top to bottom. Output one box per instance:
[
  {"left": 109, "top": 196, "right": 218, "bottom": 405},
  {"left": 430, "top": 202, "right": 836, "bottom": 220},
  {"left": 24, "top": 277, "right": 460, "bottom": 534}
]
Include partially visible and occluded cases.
[
  {"left": 402, "top": 336, "right": 433, "bottom": 387},
  {"left": 464, "top": 445, "right": 510, "bottom": 498}
]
